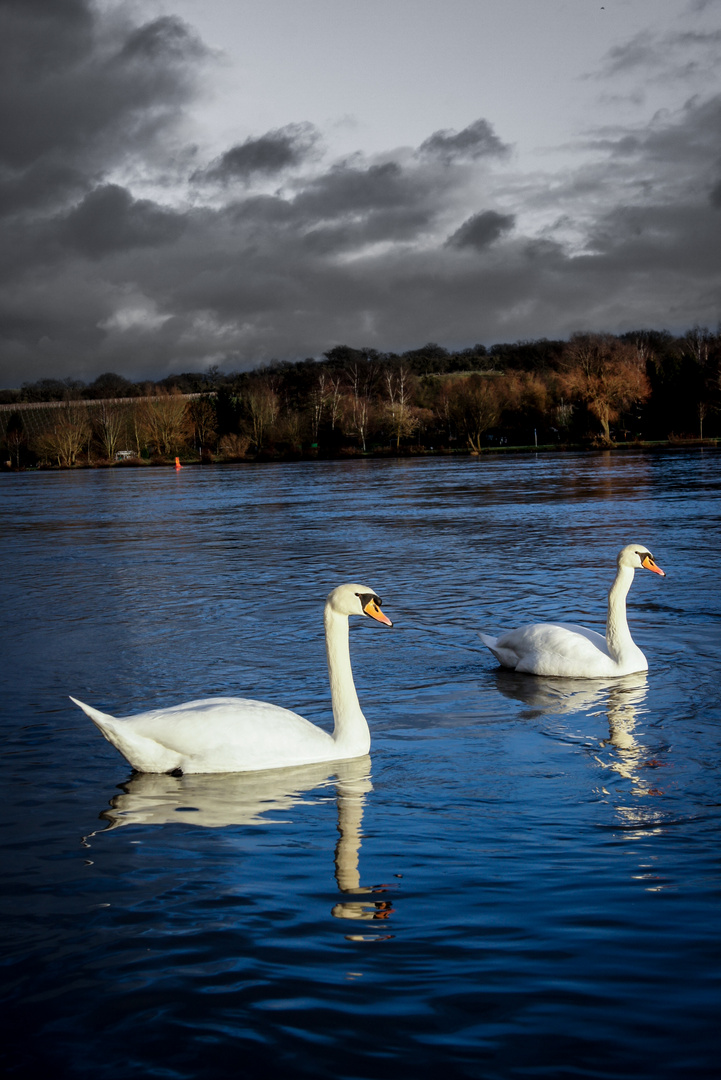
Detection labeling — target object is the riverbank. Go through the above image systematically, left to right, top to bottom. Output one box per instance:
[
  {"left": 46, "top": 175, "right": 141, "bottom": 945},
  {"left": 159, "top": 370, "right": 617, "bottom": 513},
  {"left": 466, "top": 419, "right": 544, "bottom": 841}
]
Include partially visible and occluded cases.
[{"left": 3, "top": 436, "right": 720, "bottom": 471}]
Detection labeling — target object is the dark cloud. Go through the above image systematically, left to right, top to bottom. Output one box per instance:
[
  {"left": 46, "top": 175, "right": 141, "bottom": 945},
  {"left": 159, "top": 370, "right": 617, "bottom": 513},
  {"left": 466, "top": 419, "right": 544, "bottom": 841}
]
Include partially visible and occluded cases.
[
  {"left": 0, "top": 0, "right": 209, "bottom": 204},
  {"left": 1, "top": 3, "right": 720, "bottom": 386},
  {"left": 418, "top": 118, "right": 511, "bottom": 162},
  {"left": 199, "top": 123, "right": 321, "bottom": 183},
  {"left": 297, "top": 161, "right": 406, "bottom": 212},
  {"left": 63, "top": 185, "right": 186, "bottom": 257},
  {"left": 447, "top": 211, "right": 515, "bottom": 250}
]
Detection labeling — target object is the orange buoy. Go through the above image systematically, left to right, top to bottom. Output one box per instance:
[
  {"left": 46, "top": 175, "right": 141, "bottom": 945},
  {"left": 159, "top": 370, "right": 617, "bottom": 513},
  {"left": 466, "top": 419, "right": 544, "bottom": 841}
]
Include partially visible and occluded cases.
[{"left": 175, "top": 457, "right": 182, "bottom": 469}]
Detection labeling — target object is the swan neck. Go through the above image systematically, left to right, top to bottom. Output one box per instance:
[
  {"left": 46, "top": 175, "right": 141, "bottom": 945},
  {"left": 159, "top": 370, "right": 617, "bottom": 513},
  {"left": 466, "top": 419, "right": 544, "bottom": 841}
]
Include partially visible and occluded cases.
[
  {"left": 606, "top": 564, "right": 635, "bottom": 660},
  {"left": 324, "top": 605, "right": 370, "bottom": 755}
]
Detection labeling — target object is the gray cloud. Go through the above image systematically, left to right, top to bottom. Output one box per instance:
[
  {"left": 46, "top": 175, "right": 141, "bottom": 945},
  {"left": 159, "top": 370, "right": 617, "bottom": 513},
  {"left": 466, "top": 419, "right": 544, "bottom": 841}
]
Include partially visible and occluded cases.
[
  {"left": 0, "top": 0, "right": 209, "bottom": 215},
  {"left": 1, "top": 2, "right": 721, "bottom": 386},
  {"left": 595, "top": 25, "right": 721, "bottom": 85},
  {"left": 418, "top": 119, "right": 511, "bottom": 163},
  {"left": 199, "top": 123, "right": 321, "bottom": 183},
  {"left": 63, "top": 185, "right": 187, "bottom": 257},
  {"left": 447, "top": 211, "right": 515, "bottom": 250}
]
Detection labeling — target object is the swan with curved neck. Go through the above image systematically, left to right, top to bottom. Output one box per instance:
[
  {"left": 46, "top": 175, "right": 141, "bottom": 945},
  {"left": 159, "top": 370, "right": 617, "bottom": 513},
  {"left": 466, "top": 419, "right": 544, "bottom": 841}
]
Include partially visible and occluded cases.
[
  {"left": 479, "top": 544, "right": 665, "bottom": 678},
  {"left": 71, "top": 583, "right": 392, "bottom": 774}
]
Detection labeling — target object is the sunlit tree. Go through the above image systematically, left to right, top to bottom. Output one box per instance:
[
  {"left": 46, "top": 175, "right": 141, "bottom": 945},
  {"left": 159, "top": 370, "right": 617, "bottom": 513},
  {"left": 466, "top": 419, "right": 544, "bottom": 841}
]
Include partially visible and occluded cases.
[
  {"left": 559, "top": 334, "right": 650, "bottom": 442},
  {"left": 246, "top": 382, "right": 279, "bottom": 450},
  {"left": 139, "top": 391, "right": 192, "bottom": 457},
  {"left": 92, "top": 401, "right": 125, "bottom": 460},
  {"left": 34, "top": 404, "right": 91, "bottom": 466}
]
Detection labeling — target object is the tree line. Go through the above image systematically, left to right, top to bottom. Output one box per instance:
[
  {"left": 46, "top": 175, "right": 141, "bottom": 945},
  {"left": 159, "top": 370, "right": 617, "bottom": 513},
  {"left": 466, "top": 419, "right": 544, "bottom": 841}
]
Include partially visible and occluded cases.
[{"left": 1, "top": 328, "right": 719, "bottom": 468}]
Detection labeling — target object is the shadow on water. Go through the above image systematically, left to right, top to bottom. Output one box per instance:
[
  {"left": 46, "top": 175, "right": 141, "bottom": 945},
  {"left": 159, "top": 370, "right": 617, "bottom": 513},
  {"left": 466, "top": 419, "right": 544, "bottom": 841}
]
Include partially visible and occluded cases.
[{"left": 90, "top": 754, "right": 396, "bottom": 935}]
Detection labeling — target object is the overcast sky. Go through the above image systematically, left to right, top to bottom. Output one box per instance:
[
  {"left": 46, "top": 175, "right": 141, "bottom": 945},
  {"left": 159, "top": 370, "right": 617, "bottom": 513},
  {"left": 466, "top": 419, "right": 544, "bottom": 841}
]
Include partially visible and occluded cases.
[{"left": 2, "top": 0, "right": 721, "bottom": 387}]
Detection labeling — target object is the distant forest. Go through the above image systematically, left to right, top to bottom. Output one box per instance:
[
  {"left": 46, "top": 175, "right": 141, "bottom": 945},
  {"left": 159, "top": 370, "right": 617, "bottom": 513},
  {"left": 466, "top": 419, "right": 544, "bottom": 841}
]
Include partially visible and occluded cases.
[{"left": 1, "top": 328, "right": 719, "bottom": 468}]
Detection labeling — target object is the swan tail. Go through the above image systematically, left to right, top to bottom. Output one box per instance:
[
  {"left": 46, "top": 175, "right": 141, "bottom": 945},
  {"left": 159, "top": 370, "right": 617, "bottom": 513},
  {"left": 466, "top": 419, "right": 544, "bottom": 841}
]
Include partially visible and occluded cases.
[
  {"left": 478, "top": 632, "right": 518, "bottom": 670},
  {"left": 70, "top": 696, "right": 117, "bottom": 728},
  {"left": 69, "top": 697, "right": 183, "bottom": 773}
]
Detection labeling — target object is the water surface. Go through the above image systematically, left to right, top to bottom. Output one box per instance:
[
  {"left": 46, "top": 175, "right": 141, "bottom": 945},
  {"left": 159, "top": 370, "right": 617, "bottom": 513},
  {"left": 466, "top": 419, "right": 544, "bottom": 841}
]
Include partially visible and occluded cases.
[{"left": 2, "top": 451, "right": 720, "bottom": 1079}]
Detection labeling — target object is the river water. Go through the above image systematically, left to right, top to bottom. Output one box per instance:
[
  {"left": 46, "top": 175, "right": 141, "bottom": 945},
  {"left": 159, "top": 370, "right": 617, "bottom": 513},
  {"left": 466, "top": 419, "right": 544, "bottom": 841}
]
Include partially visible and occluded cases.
[{"left": 2, "top": 451, "right": 720, "bottom": 1079}]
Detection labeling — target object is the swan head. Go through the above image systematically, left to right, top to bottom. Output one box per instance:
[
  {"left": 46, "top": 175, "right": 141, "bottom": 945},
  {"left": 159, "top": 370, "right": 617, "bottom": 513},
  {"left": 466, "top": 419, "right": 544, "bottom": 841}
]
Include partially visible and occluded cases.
[
  {"left": 618, "top": 544, "right": 666, "bottom": 577},
  {"left": 326, "top": 583, "right": 393, "bottom": 626}
]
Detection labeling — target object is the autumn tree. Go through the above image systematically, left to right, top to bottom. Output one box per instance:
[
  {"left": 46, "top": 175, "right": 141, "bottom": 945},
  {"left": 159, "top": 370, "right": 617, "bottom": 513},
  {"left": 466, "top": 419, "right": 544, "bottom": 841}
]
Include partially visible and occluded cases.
[{"left": 559, "top": 334, "right": 650, "bottom": 443}]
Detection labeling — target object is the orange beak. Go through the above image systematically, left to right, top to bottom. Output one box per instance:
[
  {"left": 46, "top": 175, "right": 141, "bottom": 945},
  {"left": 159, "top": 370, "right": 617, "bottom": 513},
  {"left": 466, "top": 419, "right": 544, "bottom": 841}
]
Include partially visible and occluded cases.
[
  {"left": 642, "top": 554, "right": 666, "bottom": 577},
  {"left": 364, "top": 598, "right": 393, "bottom": 626}
]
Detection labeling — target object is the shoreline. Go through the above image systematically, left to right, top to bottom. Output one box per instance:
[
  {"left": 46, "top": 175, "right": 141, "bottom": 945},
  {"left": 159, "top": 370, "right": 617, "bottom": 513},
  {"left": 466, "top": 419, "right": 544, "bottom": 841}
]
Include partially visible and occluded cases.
[{"left": 3, "top": 437, "right": 719, "bottom": 472}]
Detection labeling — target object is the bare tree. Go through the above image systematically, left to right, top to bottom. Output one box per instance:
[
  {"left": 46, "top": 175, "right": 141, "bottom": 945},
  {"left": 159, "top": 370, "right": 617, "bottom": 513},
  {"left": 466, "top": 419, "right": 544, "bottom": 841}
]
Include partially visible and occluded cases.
[
  {"left": 682, "top": 326, "right": 719, "bottom": 437},
  {"left": 343, "top": 359, "right": 377, "bottom": 451},
  {"left": 384, "top": 365, "right": 420, "bottom": 449},
  {"left": 309, "top": 371, "right": 328, "bottom": 440},
  {"left": 451, "top": 374, "right": 504, "bottom": 452},
  {"left": 327, "top": 376, "right": 344, "bottom": 431},
  {"left": 246, "top": 382, "right": 279, "bottom": 450},
  {"left": 140, "top": 391, "right": 192, "bottom": 457},
  {"left": 341, "top": 392, "right": 372, "bottom": 452},
  {"left": 188, "top": 396, "right": 218, "bottom": 452},
  {"left": 93, "top": 401, "right": 125, "bottom": 460},
  {"left": 34, "top": 404, "right": 91, "bottom": 466},
  {"left": 218, "top": 432, "right": 251, "bottom": 459}
]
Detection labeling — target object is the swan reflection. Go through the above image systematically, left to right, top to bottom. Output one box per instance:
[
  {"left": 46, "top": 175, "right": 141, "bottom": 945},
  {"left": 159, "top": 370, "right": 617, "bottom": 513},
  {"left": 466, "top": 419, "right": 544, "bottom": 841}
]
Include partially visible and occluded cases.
[
  {"left": 491, "top": 670, "right": 668, "bottom": 797},
  {"left": 93, "top": 755, "right": 396, "bottom": 932}
]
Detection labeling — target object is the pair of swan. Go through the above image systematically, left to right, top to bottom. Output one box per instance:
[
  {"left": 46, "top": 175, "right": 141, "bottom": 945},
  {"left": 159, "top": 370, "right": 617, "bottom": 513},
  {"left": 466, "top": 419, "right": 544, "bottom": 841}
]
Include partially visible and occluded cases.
[{"left": 72, "top": 545, "right": 665, "bottom": 775}]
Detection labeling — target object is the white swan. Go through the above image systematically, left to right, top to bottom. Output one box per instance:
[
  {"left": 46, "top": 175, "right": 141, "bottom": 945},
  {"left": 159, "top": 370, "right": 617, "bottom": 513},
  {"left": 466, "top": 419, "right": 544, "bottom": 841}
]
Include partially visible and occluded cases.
[
  {"left": 479, "top": 544, "right": 665, "bottom": 678},
  {"left": 71, "top": 583, "right": 392, "bottom": 774}
]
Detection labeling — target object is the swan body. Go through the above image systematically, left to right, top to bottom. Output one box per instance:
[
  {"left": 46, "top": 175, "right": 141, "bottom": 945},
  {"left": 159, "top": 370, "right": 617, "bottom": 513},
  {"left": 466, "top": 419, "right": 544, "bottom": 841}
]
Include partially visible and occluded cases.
[
  {"left": 479, "top": 544, "right": 665, "bottom": 678},
  {"left": 71, "top": 583, "right": 392, "bottom": 774}
]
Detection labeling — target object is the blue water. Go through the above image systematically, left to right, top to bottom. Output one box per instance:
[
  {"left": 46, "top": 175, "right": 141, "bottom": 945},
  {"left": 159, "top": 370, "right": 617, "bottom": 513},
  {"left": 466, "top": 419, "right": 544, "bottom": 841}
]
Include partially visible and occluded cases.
[{"left": 2, "top": 451, "right": 720, "bottom": 1079}]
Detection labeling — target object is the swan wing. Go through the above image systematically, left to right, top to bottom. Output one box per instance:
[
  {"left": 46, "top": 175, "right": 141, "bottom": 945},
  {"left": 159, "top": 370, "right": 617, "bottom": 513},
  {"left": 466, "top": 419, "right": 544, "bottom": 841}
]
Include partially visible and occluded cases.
[
  {"left": 480, "top": 622, "right": 618, "bottom": 677},
  {"left": 71, "top": 696, "right": 337, "bottom": 774}
]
